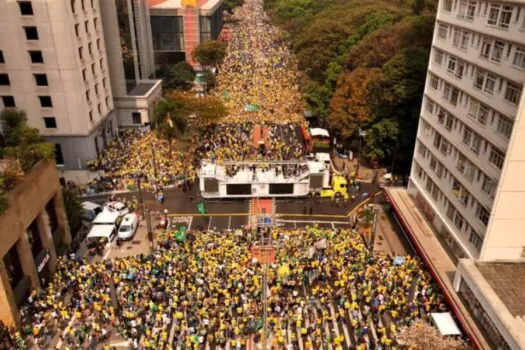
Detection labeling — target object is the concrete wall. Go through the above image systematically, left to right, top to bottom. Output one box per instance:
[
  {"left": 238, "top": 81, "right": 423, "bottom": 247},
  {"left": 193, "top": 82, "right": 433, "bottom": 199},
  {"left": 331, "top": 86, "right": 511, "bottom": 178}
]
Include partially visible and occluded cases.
[
  {"left": 0, "top": 161, "right": 70, "bottom": 328},
  {"left": 454, "top": 260, "right": 524, "bottom": 349}
]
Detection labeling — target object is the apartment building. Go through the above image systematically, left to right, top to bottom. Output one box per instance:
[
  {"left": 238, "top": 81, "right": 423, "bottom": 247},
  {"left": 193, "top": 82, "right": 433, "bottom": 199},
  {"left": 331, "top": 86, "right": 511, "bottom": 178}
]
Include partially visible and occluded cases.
[
  {"left": 0, "top": 0, "right": 118, "bottom": 170},
  {"left": 408, "top": 0, "right": 525, "bottom": 262}
]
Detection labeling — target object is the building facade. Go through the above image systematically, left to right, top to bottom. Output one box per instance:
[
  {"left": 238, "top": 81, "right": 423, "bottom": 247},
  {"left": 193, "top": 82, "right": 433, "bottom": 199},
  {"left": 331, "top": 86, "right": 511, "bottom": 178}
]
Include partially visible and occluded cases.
[
  {"left": 0, "top": 0, "right": 118, "bottom": 170},
  {"left": 408, "top": 0, "right": 525, "bottom": 262},
  {"left": 0, "top": 161, "right": 71, "bottom": 328}
]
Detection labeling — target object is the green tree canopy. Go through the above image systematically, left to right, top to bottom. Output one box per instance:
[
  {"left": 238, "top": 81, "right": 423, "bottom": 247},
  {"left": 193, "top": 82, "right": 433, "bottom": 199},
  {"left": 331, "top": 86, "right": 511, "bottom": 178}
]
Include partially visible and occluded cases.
[
  {"left": 192, "top": 40, "right": 227, "bottom": 70},
  {"left": 156, "top": 62, "right": 196, "bottom": 91},
  {"left": 63, "top": 188, "right": 84, "bottom": 233}
]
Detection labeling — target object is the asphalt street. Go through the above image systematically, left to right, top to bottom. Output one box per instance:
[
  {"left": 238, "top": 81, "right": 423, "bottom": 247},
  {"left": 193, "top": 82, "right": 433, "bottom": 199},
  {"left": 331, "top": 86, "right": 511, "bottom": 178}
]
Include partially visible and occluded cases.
[{"left": 83, "top": 181, "right": 380, "bottom": 231}]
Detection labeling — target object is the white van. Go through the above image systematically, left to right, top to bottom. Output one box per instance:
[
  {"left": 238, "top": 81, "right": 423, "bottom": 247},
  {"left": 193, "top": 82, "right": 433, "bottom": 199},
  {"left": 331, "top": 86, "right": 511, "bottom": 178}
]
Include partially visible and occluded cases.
[
  {"left": 82, "top": 201, "right": 102, "bottom": 221},
  {"left": 103, "top": 201, "right": 129, "bottom": 217},
  {"left": 118, "top": 213, "right": 138, "bottom": 240},
  {"left": 86, "top": 224, "right": 118, "bottom": 246}
]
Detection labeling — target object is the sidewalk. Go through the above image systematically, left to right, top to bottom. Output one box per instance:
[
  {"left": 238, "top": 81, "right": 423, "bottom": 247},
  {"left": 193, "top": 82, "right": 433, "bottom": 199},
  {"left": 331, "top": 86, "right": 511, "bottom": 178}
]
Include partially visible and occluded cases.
[{"left": 384, "top": 188, "right": 488, "bottom": 350}]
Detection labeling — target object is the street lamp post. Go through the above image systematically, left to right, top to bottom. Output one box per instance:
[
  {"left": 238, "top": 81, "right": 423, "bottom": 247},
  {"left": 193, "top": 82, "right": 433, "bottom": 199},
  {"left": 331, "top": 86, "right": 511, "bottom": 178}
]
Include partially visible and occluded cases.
[
  {"left": 356, "top": 128, "right": 366, "bottom": 178},
  {"left": 137, "top": 177, "right": 145, "bottom": 217}
]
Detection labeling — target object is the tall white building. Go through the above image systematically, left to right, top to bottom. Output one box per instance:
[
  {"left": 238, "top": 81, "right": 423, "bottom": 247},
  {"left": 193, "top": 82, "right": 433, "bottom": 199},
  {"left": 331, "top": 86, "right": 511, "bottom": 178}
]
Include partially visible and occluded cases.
[
  {"left": 0, "top": 0, "right": 162, "bottom": 170},
  {"left": 0, "top": 0, "right": 118, "bottom": 169},
  {"left": 408, "top": 0, "right": 525, "bottom": 262}
]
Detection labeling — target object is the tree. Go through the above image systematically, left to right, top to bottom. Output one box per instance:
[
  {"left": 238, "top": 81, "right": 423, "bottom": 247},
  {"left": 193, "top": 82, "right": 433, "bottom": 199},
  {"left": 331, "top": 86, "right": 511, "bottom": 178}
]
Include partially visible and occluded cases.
[
  {"left": 223, "top": 0, "right": 244, "bottom": 13},
  {"left": 412, "top": 0, "right": 426, "bottom": 15},
  {"left": 192, "top": 41, "right": 227, "bottom": 70},
  {"left": 156, "top": 62, "right": 195, "bottom": 91},
  {"left": 329, "top": 67, "right": 383, "bottom": 140},
  {"left": 153, "top": 98, "right": 189, "bottom": 154},
  {"left": 0, "top": 108, "right": 27, "bottom": 146},
  {"left": 363, "top": 118, "right": 400, "bottom": 162},
  {"left": 62, "top": 188, "right": 84, "bottom": 234},
  {"left": 397, "top": 320, "right": 467, "bottom": 349}
]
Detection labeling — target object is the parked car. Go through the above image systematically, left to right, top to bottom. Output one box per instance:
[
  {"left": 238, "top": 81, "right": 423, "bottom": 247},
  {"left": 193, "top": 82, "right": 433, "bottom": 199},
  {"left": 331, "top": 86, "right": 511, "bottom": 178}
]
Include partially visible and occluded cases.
[
  {"left": 82, "top": 201, "right": 102, "bottom": 221},
  {"left": 103, "top": 201, "right": 129, "bottom": 217},
  {"left": 118, "top": 213, "right": 139, "bottom": 240}
]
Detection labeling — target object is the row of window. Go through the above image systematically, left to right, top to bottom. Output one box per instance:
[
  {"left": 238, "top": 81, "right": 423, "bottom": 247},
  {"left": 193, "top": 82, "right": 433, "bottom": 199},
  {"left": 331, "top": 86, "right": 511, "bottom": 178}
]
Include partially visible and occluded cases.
[
  {"left": 71, "top": 0, "right": 96, "bottom": 14},
  {"left": 442, "top": 0, "right": 525, "bottom": 30},
  {"left": 74, "top": 18, "right": 99, "bottom": 38},
  {"left": 437, "top": 22, "right": 525, "bottom": 70},
  {"left": 78, "top": 41, "right": 103, "bottom": 60},
  {"left": 0, "top": 49, "right": 44, "bottom": 64},
  {"left": 425, "top": 77, "right": 514, "bottom": 139},
  {"left": 419, "top": 121, "right": 498, "bottom": 201},
  {"left": 414, "top": 160, "right": 484, "bottom": 253}
]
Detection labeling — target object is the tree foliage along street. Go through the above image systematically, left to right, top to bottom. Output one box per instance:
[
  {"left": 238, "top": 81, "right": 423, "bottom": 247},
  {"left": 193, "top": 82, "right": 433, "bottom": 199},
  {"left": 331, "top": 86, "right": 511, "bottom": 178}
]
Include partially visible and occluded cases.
[
  {"left": 265, "top": 0, "right": 437, "bottom": 174},
  {"left": 192, "top": 40, "right": 228, "bottom": 70},
  {"left": 155, "top": 62, "right": 196, "bottom": 91},
  {"left": 152, "top": 91, "right": 228, "bottom": 153},
  {"left": 62, "top": 188, "right": 84, "bottom": 234}
]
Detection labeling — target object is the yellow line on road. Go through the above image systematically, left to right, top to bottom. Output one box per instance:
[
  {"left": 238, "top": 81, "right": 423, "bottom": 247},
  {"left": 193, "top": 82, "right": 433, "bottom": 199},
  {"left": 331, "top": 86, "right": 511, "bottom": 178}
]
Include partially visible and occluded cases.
[
  {"left": 346, "top": 191, "right": 383, "bottom": 217},
  {"left": 168, "top": 213, "right": 349, "bottom": 218}
]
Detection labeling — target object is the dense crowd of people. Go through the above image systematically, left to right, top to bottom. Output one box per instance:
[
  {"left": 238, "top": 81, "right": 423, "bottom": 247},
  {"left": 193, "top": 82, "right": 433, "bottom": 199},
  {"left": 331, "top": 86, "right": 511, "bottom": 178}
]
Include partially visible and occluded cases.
[
  {"left": 216, "top": 0, "right": 303, "bottom": 123},
  {"left": 82, "top": 129, "right": 196, "bottom": 195},
  {"left": 11, "top": 225, "right": 448, "bottom": 349}
]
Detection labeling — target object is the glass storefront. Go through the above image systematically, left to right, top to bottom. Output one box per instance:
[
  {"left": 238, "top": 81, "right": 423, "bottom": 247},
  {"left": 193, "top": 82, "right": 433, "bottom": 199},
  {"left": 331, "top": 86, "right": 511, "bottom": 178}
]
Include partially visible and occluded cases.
[
  {"left": 27, "top": 219, "right": 43, "bottom": 259},
  {"left": 3, "top": 245, "right": 24, "bottom": 289},
  {"left": 458, "top": 279, "right": 511, "bottom": 350}
]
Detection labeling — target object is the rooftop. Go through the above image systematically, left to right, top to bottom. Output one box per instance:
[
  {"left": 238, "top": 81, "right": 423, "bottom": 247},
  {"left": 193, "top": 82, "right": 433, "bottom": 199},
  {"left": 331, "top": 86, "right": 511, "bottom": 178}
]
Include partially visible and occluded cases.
[
  {"left": 147, "top": 0, "right": 222, "bottom": 10},
  {"left": 128, "top": 83, "right": 157, "bottom": 97},
  {"left": 477, "top": 262, "right": 525, "bottom": 318}
]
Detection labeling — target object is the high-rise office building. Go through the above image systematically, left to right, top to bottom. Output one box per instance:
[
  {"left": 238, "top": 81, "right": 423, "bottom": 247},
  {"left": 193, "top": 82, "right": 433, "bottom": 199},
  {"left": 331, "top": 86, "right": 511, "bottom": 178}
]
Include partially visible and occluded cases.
[
  {"left": 0, "top": 0, "right": 119, "bottom": 169},
  {"left": 408, "top": 0, "right": 525, "bottom": 262}
]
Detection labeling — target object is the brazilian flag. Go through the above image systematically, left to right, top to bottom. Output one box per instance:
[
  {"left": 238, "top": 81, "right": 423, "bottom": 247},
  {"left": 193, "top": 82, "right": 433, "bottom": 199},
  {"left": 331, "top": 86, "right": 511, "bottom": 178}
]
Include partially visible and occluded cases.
[{"left": 174, "top": 226, "right": 187, "bottom": 243}]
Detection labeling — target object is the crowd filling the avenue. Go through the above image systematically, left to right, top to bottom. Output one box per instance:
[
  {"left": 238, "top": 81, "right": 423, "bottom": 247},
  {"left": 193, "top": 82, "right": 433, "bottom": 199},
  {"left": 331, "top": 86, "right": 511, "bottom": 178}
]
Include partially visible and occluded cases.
[{"left": 9, "top": 227, "right": 447, "bottom": 349}]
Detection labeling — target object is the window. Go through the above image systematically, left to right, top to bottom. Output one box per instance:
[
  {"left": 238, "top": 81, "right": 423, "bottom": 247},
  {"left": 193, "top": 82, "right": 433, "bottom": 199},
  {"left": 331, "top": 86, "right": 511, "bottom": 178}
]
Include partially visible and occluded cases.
[
  {"left": 71, "top": 0, "right": 76, "bottom": 14},
  {"left": 81, "top": 0, "right": 85, "bottom": 11},
  {"left": 443, "top": 0, "right": 453, "bottom": 12},
  {"left": 458, "top": 0, "right": 467, "bottom": 17},
  {"left": 18, "top": 1, "right": 34, "bottom": 15},
  {"left": 466, "top": 1, "right": 476, "bottom": 19},
  {"left": 488, "top": 4, "right": 500, "bottom": 25},
  {"left": 499, "top": 5, "right": 513, "bottom": 28},
  {"left": 94, "top": 18, "right": 98, "bottom": 31},
  {"left": 85, "top": 20, "right": 90, "bottom": 35},
  {"left": 75, "top": 24, "right": 80, "bottom": 37},
  {"left": 438, "top": 24, "right": 448, "bottom": 39},
  {"left": 24, "top": 26, "right": 38, "bottom": 40},
  {"left": 453, "top": 28, "right": 462, "bottom": 47},
  {"left": 460, "top": 31, "right": 470, "bottom": 50},
  {"left": 96, "top": 38, "right": 101, "bottom": 51},
  {"left": 481, "top": 39, "right": 492, "bottom": 59},
  {"left": 491, "top": 41, "right": 504, "bottom": 63},
  {"left": 88, "top": 42, "right": 92, "bottom": 55},
  {"left": 78, "top": 47, "right": 84, "bottom": 60},
  {"left": 513, "top": 47, "right": 525, "bottom": 69},
  {"left": 0, "top": 50, "right": 4, "bottom": 63},
  {"left": 29, "top": 50, "right": 43, "bottom": 63},
  {"left": 434, "top": 50, "right": 444, "bottom": 65},
  {"left": 447, "top": 57, "right": 457, "bottom": 74},
  {"left": 99, "top": 58, "right": 104, "bottom": 71},
  {"left": 91, "top": 63, "right": 96, "bottom": 76},
  {"left": 82, "top": 69, "right": 87, "bottom": 82},
  {"left": 474, "top": 69, "right": 496, "bottom": 94},
  {"left": 34, "top": 73, "right": 48, "bottom": 86},
  {"left": 484, "top": 73, "right": 496, "bottom": 94},
  {"left": 0, "top": 74, "right": 10, "bottom": 86},
  {"left": 429, "top": 75, "right": 439, "bottom": 90},
  {"left": 102, "top": 78, "right": 106, "bottom": 89},
  {"left": 504, "top": 82, "right": 522, "bottom": 105},
  {"left": 94, "top": 83, "right": 99, "bottom": 95},
  {"left": 443, "top": 83, "right": 459, "bottom": 105},
  {"left": 86, "top": 90, "right": 90, "bottom": 102},
  {"left": 1, "top": 96, "right": 16, "bottom": 107},
  {"left": 39, "top": 96, "right": 52, "bottom": 108},
  {"left": 105, "top": 97, "right": 109, "bottom": 108},
  {"left": 426, "top": 98, "right": 435, "bottom": 113},
  {"left": 468, "top": 98, "right": 480, "bottom": 118},
  {"left": 97, "top": 103, "right": 102, "bottom": 115},
  {"left": 477, "top": 104, "right": 488, "bottom": 125},
  {"left": 89, "top": 110, "right": 93, "bottom": 122},
  {"left": 132, "top": 112, "right": 142, "bottom": 124},
  {"left": 445, "top": 114, "right": 454, "bottom": 130},
  {"left": 497, "top": 116, "right": 513, "bottom": 139},
  {"left": 43, "top": 117, "right": 57, "bottom": 128},
  {"left": 471, "top": 134, "right": 481, "bottom": 154},
  {"left": 418, "top": 142, "right": 427, "bottom": 157},
  {"left": 54, "top": 144, "right": 64, "bottom": 165},
  {"left": 489, "top": 146, "right": 505, "bottom": 169},
  {"left": 457, "top": 153, "right": 467, "bottom": 173},
  {"left": 482, "top": 176, "right": 496, "bottom": 198},
  {"left": 446, "top": 202, "right": 456, "bottom": 220},
  {"left": 476, "top": 204, "right": 490, "bottom": 225},
  {"left": 454, "top": 212, "right": 465, "bottom": 231},
  {"left": 27, "top": 219, "right": 43, "bottom": 258},
  {"left": 469, "top": 229, "right": 482, "bottom": 250},
  {"left": 4, "top": 245, "right": 24, "bottom": 288}
]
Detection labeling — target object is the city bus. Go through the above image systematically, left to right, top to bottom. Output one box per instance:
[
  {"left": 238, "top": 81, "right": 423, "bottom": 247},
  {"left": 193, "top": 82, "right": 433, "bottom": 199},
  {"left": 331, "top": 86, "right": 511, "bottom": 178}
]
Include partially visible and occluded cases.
[{"left": 199, "top": 160, "right": 328, "bottom": 198}]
